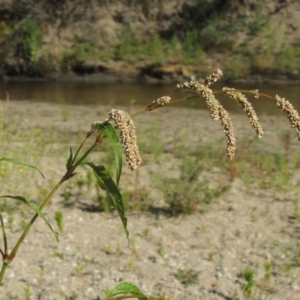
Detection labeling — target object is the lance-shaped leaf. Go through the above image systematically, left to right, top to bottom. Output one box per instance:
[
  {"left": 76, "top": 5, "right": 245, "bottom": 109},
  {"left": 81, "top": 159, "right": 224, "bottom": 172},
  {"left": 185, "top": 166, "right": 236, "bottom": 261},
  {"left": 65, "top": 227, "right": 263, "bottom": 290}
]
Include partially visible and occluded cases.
[
  {"left": 99, "top": 121, "right": 123, "bottom": 186},
  {"left": 66, "top": 147, "right": 73, "bottom": 170},
  {"left": 0, "top": 157, "right": 44, "bottom": 178},
  {"left": 83, "top": 163, "right": 129, "bottom": 241},
  {"left": 93, "top": 170, "right": 106, "bottom": 190},
  {"left": 0, "top": 195, "right": 58, "bottom": 242},
  {"left": 107, "top": 282, "right": 147, "bottom": 300}
]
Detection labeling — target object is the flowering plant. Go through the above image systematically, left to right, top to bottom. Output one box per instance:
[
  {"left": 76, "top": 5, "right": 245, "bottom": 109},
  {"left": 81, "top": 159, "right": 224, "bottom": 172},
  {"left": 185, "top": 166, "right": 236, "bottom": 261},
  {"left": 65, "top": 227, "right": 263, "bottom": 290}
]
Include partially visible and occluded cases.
[{"left": 1, "top": 69, "right": 299, "bottom": 299}]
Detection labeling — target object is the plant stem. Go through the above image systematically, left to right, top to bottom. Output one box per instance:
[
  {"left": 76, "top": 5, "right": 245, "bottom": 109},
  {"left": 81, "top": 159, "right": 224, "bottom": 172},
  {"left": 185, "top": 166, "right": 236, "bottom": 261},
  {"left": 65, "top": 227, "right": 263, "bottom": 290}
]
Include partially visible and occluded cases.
[
  {"left": 169, "top": 95, "right": 198, "bottom": 105},
  {"left": 130, "top": 108, "right": 147, "bottom": 118},
  {"left": 72, "top": 131, "right": 94, "bottom": 164},
  {"left": 0, "top": 139, "right": 99, "bottom": 284},
  {"left": 73, "top": 143, "right": 97, "bottom": 168},
  {"left": 0, "top": 178, "right": 64, "bottom": 285},
  {"left": 12, "top": 179, "right": 63, "bottom": 257},
  {"left": 0, "top": 214, "right": 7, "bottom": 256},
  {"left": 0, "top": 214, "right": 9, "bottom": 284},
  {"left": 0, "top": 262, "right": 8, "bottom": 285}
]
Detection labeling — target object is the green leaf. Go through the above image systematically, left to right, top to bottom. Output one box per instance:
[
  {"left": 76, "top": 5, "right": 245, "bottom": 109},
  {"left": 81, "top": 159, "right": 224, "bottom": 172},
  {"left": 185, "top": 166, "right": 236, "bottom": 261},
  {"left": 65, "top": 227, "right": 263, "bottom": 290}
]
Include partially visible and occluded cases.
[
  {"left": 100, "top": 121, "right": 123, "bottom": 186},
  {"left": 66, "top": 147, "right": 73, "bottom": 170},
  {"left": 0, "top": 157, "right": 44, "bottom": 178},
  {"left": 83, "top": 163, "right": 129, "bottom": 241},
  {"left": 93, "top": 170, "right": 106, "bottom": 190},
  {"left": 0, "top": 195, "right": 58, "bottom": 242},
  {"left": 108, "top": 282, "right": 147, "bottom": 300}
]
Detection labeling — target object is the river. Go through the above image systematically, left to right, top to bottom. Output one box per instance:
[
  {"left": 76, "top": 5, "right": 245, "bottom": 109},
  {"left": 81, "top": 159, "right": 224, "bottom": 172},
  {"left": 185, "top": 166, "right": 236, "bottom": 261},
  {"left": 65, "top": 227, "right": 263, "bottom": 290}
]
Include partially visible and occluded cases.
[{"left": 0, "top": 81, "right": 299, "bottom": 115}]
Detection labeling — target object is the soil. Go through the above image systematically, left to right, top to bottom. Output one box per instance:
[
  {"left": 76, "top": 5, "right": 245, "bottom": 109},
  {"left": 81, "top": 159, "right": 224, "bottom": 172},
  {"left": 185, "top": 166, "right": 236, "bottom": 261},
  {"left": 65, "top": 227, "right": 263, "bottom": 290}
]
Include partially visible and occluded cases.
[{"left": 1, "top": 99, "right": 300, "bottom": 300}]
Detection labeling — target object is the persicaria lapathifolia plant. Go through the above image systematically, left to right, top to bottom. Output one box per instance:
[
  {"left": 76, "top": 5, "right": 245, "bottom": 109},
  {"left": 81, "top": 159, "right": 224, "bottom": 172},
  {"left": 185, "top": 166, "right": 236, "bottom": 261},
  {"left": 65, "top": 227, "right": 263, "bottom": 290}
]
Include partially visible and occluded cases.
[{"left": 1, "top": 69, "right": 300, "bottom": 299}]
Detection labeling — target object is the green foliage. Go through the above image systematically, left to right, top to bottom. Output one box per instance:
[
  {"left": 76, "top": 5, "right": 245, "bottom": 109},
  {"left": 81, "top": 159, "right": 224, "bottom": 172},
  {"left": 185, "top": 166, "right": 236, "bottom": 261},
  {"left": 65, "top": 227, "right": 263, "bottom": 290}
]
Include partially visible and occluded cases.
[
  {"left": 0, "top": 1, "right": 299, "bottom": 80},
  {"left": 247, "top": 14, "right": 270, "bottom": 36},
  {"left": 224, "top": 16, "right": 247, "bottom": 34},
  {"left": 15, "top": 18, "right": 41, "bottom": 63},
  {"left": 223, "top": 20, "right": 300, "bottom": 78},
  {"left": 200, "top": 22, "right": 223, "bottom": 48},
  {"left": 115, "top": 27, "right": 165, "bottom": 63},
  {"left": 115, "top": 27, "right": 134, "bottom": 60},
  {"left": 182, "top": 30, "right": 204, "bottom": 64},
  {"left": 151, "top": 34, "right": 164, "bottom": 59},
  {"left": 167, "top": 35, "right": 180, "bottom": 58},
  {"left": 283, "top": 39, "right": 300, "bottom": 59},
  {"left": 60, "top": 40, "right": 110, "bottom": 72},
  {"left": 273, "top": 40, "right": 300, "bottom": 76},
  {"left": 72, "top": 42, "right": 87, "bottom": 62},
  {"left": 60, "top": 46, "right": 85, "bottom": 72},
  {"left": 35, "top": 52, "right": 58, "bottom": 76},
  {"left": 224, "top": 55, "right": 251, "bottom": 80},
  {"left": 99, "top": 121, "right": 123, "bottom": 185},
  {"left": 235, "top": 145, "right": 294, "bottom": 192},
  {"left": 66, "top": 148, "right": 73, "bottom": 171},
  {"left": 158, "top": 156, "right": 228, "bottom": 216},
  {"left": 0, "top": 157, "right": 44, "bottom": 178},
  {"left": 85, "top": 163, "right": 129, "bottom": 241},
  {"left": 86, "top": 170, "right": 94, "bottom": 191},
  {"left": 122, "top": 185, "right": 149, "bottom": 211},
  {"left": 62, "top": 188, "right": 72, "bottom": 202},
  {"left": 96, "top": 189, "right": 115, "bottom": 213},
  {"left": 0, "top": 195, "right": 58, "bottom": 241},
  {"left": 0, "top": 198, "right": 20, "bottom": 214},
  {"left": 54, "top": 210, "right": 64, "bottom": 233},
  {"left": 7, "top": 216, "right": 13, "bottom": 230},
  {"left": 19, "top": 219, "right": 27, "bottom": 231},
  {"left": 289, "top": 241, "right": 300, "bottom": 268},
  {"left": 156, "top": 245, "right": 164, "bottom": 258},
  {"left": 53, "top": 251, "right": 64, "bottom": 260},
  {"left": 75, "top": 262, "right": 86, "bottom": 276},
  {"left": 264, "top": 262, "right": 272, "bottom": 282},
  {"left": 37, "top": 263, "right": 46, "bottom": 277},
  {"left": 243, "top": 267, "right": 255, "bottom": 296},
  {"left": 176, "top": 269, "right": 198, "bottom": 286},
  {"left": 105, "top": 282, "right": 147, "bottom": 300},
  {"left": 24, "top": 284, "right": 31, "bottom": 300},
  {"left": 2, "top": 292, "right": 19, "bottom": 300}
]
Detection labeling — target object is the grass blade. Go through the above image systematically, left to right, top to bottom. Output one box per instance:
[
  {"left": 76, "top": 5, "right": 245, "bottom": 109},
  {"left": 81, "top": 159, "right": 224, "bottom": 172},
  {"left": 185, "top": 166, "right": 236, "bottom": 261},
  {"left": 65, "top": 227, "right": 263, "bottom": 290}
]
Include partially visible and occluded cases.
[
  {"left": 100, "top": 121, "right": 123, "bottom": 186},
  {"left": 0, "top": 157, "right": 45, "bottom": 178},
  {"left": 83, "top": 162, "right": 129, "bottom": 241},
  {"left": 0, "top": 195, "right": 58, "bottom": 242}
]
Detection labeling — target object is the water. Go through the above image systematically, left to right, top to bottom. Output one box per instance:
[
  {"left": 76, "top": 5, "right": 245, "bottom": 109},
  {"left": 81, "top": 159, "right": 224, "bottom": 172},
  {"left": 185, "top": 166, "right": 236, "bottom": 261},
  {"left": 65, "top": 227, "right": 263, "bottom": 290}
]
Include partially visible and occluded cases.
[{"left": 0, "top": 81, "right": 299, "bottom": 115}]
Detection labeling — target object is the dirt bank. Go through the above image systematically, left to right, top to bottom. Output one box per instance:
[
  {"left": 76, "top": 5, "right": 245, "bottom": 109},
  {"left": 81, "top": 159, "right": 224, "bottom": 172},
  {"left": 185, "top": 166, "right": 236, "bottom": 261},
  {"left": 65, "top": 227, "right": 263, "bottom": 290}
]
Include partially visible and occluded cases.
[{"left": 0, "top": 0, "right": 300, "bottom": 82}]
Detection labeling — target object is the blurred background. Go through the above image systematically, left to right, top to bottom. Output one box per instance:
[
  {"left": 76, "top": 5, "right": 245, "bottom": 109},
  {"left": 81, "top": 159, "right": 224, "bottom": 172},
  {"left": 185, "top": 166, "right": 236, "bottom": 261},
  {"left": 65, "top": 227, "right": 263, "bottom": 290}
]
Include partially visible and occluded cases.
[
  {"left": 0, "top": 0, "right": 299, "bottom": 109},
  {"left": 0, "top": 0, "right": 299, "bottom": 82}
]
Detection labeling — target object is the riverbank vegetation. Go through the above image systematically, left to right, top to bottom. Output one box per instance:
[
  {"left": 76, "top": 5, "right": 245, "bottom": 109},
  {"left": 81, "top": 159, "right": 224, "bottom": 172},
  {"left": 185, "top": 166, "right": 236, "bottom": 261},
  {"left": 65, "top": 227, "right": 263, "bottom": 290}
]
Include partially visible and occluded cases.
[{"left": 0, "top": 0, "right": 300, "bottom": 82}]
